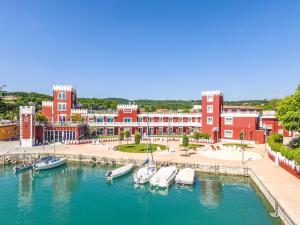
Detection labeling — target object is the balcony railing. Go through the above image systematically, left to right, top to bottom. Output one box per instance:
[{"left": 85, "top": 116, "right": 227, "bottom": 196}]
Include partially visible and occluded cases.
[
  {"left": 262, "top": 110, "right": 276, "bottom": 117},
  {"left": 87, "top": 121, "right": 202, "bottom": 127}
]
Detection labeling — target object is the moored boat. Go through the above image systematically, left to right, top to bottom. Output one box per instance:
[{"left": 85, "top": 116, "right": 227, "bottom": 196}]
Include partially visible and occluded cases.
[
  {"left": 34, "top": 157, "right": 67, "bottom": 171},
  {"left": 13, "top": 162, "right": 33, "bottom": 173},
  {"left": 134, "top": 162, "right": 156, "bottom": 184},
  {"left": 106, "top": 163, "right": 134, "bottom": 181},
  {"left": 150, "top": 166, "right": 178, "bottom": 188},
  {"left": 175, "top": 168, "right": 195, "bottom": 185}
]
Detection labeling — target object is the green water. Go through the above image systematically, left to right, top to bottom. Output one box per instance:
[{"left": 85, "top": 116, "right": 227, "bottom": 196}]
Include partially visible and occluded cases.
[{"left": 0, "top": 164, "right": 282, "bottom": 225}]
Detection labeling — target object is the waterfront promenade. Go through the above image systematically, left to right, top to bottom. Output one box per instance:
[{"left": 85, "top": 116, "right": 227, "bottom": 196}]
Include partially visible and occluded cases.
[{"left": 1, "top": 140, "right": 300, "bottom": 224}]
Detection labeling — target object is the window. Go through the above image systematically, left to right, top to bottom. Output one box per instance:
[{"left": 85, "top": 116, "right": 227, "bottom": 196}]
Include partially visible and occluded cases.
[
  {"left": 58, "top": 91, "right": 66, "bottom": 100},
  {"left": 207, "top": 95, "right": 213, "bottom": 102},
  {"left": 58, "top": 103, "right": 66, "bottom": 111},
  {"left": 207, "top": 105, "right": 214, "bottom": 113},
  {"left": 89, "top": 117, "right": 94, "bottom": 122},
  {"left": 96, "top": 117, "right": 103, "bottom": 123},
  {"left": 107, "top": 117, "right": 114, "bottom": 123},
  {"left": 138, "top": 117, "right": 143, "bottom": 122},
  {"left": 168, "top": 117, "right": 173, "bottom": 123},
  {"left": 178, "top": 117, "right": 183, "bottom": 122},
  {"left": 207, "top": 117, "right": 213, "bottom": 125},
  {"left": 224, "top": 117, "right": 233, "bottom": 125},
  {"left": 123, "top": 118, "right": 131, "bottom": 123},
  {"left": 149, "top": 118, "right": 153, "bottom": 122},
  {"left": 159, "top": 118, "right": 163, "bottom": 122},
  {"left": 179, "top": 127, "right": 183, "bottom": 134},
  {"left": 96, "top": 128, "right": 104, "bottom": 135},
  {"left": 107, "top": 128, "right": 114, "bottom": 135},
  {"left": 224, "top": 130, "right": 233, "bottom": 138}
]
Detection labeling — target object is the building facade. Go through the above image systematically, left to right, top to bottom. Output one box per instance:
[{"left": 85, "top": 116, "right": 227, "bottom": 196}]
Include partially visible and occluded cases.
[{"left": 19, "top": 85, "right": 291, "bottom": 146}]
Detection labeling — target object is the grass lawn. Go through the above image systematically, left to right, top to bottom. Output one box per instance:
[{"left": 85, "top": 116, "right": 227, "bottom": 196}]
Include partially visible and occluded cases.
[
  {"left": 116, "top": 143, "right": 167, "bottom": 153},
  {"left": 180, "top": 143, "right": 204, "bottom": 150},
  {"left": 223, "top": 143, "right": 253, "bottom": 148}
]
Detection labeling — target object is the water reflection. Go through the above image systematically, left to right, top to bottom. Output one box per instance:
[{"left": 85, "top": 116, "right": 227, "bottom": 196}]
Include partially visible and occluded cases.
[
  {"left": 18, "top": 170, "right": 33, "bottom": 210},
  {"left": 199, "top": 179, "right": 223, "bottom": 209}
]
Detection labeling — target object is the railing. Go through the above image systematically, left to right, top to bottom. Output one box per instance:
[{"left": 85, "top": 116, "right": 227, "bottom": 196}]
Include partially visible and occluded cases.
[
  {"left": 262, "top": 110, "right": 276, "bottom": 117},
  {"left": 36, "top": 122, "right": 86, "bottom": 127},
  {"left": 87, "top": 122, "right": 202, "bottom": 127}
]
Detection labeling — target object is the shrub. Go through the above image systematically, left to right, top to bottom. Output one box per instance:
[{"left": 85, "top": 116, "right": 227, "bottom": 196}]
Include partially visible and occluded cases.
[
  {"left": 119, "top": 131, "right": 125, "bottom": 141},
  {"left": 193, "top": 131, "right": 200, "bottom": 140},
  {"left": 134, "top": 132, "right": 141, "bottom": 145},
  {"left": 199, "top": 133, "right": 211, "bottom": 139},
  {"left": 268, "top": 133, "right": 283, "bottom": 144},
  {"left": 268, "top": 134, "right": 300, "bottom": 165},
  {"left": 294, "top": 151, "right": 300, "bottom": 165}
]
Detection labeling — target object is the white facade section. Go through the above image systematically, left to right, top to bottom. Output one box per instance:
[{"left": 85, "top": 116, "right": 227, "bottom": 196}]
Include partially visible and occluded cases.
[
  {"left": 53, "top": 84, "right": 76, "bottom": 93},
  {"left": 201, "top": 90, "right": 223, "bottom": 96},
  {"left": 42, "top": 101, "right": 53, "bottom": 107},
  {"left": 117, "top": 104, "right": 138, "bottom": 110},
  {"left": 20, "top": 106, "right": 35, "bottom": 147},
  {"left": 71, "top": 109, "right": 88, "bottom": 116},
  {"left": 221, "top": 112, "right": 259, "bottom": 118},
  {"left": 138, "top": 113, "right": 201, "bottom": 118}
]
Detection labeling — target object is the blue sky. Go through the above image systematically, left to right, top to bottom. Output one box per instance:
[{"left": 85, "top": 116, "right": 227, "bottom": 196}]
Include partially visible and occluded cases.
[{"left": 0, "top": 0, "right": 299, "bottom": 100}]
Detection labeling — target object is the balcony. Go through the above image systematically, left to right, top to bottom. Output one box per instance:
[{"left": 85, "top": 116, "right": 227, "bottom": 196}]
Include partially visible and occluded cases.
[
  {"left": 262, "top": 110, "right": 276, "bottom": 118},
  {"left": 87, "top": 121, "right": 202, "bottom": 127}
]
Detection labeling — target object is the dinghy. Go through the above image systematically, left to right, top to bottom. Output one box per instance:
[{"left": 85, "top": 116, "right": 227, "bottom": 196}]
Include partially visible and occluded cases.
[
  {"left": 34, "top": 157, "right": 67, "bottom": 171},
  {"left": 13, "top": 162, "right": 33, "bottom": 173},
  {"left": 106, "top": 163, "right": 134, "bottom": 180},
  {"left": 150, "top": 166, "right": 178, "bottom": 188},
  {"left": 175, "top": 168, "right": 195, "bottom": 185}
]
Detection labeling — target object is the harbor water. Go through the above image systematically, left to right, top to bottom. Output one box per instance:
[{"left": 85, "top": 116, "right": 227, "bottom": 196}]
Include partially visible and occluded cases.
[{"left": 0, "top": 163, "right": 282, "bottom": 225}]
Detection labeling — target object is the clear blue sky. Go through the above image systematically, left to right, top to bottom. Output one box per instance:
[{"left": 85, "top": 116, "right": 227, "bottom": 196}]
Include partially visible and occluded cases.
[{"left": 0, "top": 0, "right": 299, "bottom": 100}]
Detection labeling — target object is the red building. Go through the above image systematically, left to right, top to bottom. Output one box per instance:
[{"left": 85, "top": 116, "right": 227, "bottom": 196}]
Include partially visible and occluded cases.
[{"left": 19, "top": 85, "right": 292, "bottom": 147}]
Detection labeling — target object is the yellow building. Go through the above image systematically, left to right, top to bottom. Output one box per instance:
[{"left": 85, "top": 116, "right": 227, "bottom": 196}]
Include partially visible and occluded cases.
[{"left": 0, "top": 123, "right": 19, "bottom": 141}]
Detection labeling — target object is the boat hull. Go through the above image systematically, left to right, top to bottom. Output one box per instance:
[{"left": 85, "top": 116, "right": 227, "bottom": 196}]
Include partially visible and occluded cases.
[
  {"left": 35, "top": 158, "right": 67, "bottom": 171},
  {"left": 106, "top": 163, "right": 134, "bottom": 180},
  {"left": 134, "top": 165, "right": 156, "bottom": 184},
  {"left": 150, "top": 166, "right": 178, "bottom": 188}
]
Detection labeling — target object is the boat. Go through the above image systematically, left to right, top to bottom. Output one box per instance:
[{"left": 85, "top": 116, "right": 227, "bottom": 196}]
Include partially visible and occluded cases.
[
  {"left": 34, "top": 157, "right": 67, "bottom": 171},
  {"left": 134, "top": 161, "right": 157, "bottom": 184},
  {"left": 13, "top": 162, "right": 33, "bottom": 173},
  {"left": 106, "top": 163, "right": 134, "bottom": 180},
  {"left": 150, "top": 166, "right": 178, "bottom": 188},
  {"left": 175, "top": 168, "right": 195, "bottom": 185}
]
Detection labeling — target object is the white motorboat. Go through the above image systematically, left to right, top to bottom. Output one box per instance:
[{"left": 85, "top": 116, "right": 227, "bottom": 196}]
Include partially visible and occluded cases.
[
  {"left": 34, "top": 157, "right": 67, "bottom": 171},
  {"left": 134, "top": 162, "right": 157, "bottom": 184},
  {"left": 106, "top": 163, "right": 134, "bottom": 180},
  {"left": 150, "top": 166, "right": 178, "bottom": 188},
  {"left": 175, "top": 168, "right": 195, "bottom": 185}
]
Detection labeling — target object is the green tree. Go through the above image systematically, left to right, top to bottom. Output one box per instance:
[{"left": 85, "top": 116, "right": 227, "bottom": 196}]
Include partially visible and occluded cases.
[
  {"left": 276, "top": 85, "right": 300, "bottom": 132},
  {"left": 35, "top": 112, "right": 48, "bottom": 123},
  {"left": 71, "top": 114, "right": 84, "bottom": 122},
  {"left": 125, "top": 130, "right": 131, "bottom": 144},
  {"left": 119, "top": 131, "right": 125, "bottom": 141},
  {"left": 193, "top": 131, "right": 200, "bottom": 140},
  {"left": 134, "top": 132, "right": 141, "bottom": 145},
  {"left": 182, "top": 134, "right": 189, "bottom": 156}
]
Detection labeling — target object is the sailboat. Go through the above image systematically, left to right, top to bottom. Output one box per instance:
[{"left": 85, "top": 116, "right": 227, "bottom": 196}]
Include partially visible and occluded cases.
[
  {"left": 134, "top": 125, "right": 157, "bottom": 184},
  {"left": 34, "top": 141, "right": 67, "bottom": 171}
]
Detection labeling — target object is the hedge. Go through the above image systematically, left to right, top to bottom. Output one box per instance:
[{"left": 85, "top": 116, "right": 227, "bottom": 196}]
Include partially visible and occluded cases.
[{"left": 268, "top": 134, "right": 300, "bottom": 165}]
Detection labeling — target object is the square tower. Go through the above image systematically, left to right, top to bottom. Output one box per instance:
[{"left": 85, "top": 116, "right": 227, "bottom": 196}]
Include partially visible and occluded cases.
[
  {"left": 53, "top": 85, "right": 77, "bottom": 122},
  {"left": 201, "top": 90, "right": 224, "bottom": 141},
  {"left": 20, "top": 106, "right": 36, "bottom": 147}
]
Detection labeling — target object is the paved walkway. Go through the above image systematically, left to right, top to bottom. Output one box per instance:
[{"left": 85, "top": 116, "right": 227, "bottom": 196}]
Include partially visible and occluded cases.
[{"left": 1, "top": 140, "right": 300, "bottom": 224}]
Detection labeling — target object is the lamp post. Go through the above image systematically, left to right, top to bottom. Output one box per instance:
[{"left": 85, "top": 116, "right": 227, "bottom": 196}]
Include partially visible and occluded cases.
[{"left": 240, "top": 130, "right": 245, "bottom": 164}]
